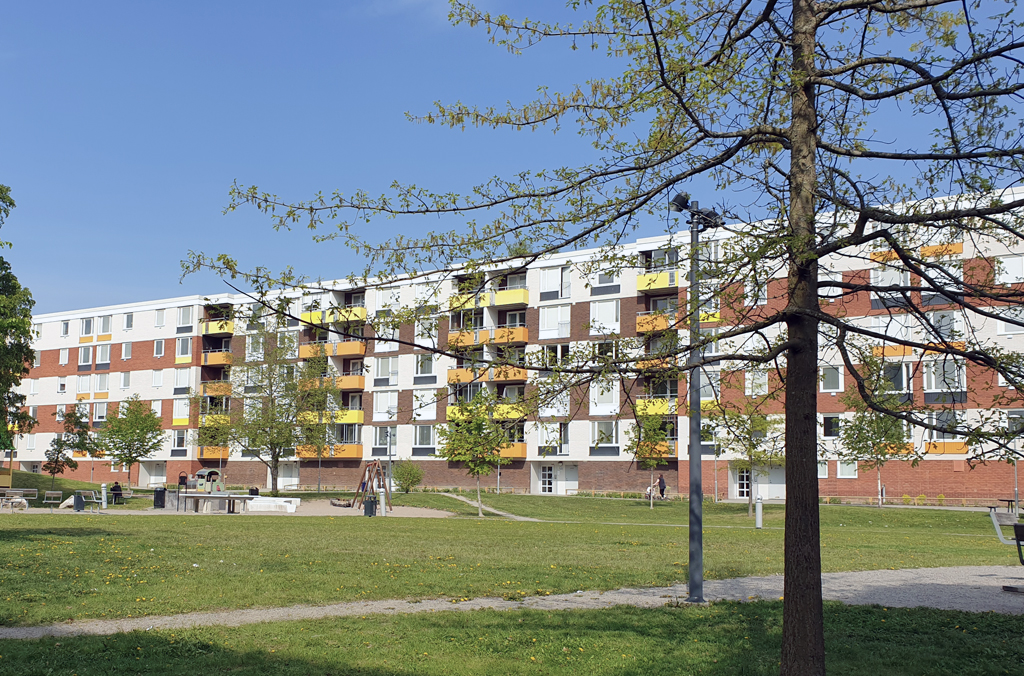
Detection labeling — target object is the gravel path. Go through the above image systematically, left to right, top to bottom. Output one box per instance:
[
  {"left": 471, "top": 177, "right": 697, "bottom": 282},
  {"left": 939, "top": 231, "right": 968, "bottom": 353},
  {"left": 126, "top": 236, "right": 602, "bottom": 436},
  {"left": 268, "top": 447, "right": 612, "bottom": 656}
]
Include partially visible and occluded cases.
[{"left": 3, "top": 566, "right": 1021, "bottom": 640}]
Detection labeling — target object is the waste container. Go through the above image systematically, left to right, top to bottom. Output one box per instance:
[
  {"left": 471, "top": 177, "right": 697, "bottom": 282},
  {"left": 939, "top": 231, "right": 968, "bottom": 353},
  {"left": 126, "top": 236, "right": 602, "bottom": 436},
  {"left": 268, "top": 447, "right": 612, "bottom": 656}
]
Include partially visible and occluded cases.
[
  {"left": 153, "top": 487, "right": 166, "bottom": 509},
  {"left": 248, "top": 487, "right": 260, "bottom": 496},
  {"left": 73, "top": 494, "right": 85, "bottom": 512},
  {"left": 363, "top": 497, "right": 377, "bottom": 517}
]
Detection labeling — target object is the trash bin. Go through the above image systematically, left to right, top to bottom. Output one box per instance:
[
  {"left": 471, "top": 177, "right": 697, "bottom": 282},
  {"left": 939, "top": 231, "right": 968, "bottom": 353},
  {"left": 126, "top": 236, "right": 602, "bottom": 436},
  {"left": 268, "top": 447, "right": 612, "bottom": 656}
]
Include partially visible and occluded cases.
[
  {"left": 153, "top": 487, "right": 166, "bottom": 509},
  {"left": 248, "top": 487, "right": 260, "bottom": 496},
  {"left": 73, "top": 494, "right": 85, "bottom": 512},
  {"left": 363, "top": 497, "right": 377, "bottom": 517}
]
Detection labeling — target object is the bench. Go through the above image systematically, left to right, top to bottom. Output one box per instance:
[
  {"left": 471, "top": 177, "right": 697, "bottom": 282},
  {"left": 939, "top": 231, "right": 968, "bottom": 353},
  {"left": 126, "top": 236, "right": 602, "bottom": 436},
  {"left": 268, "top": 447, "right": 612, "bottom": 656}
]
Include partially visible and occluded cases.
[
  {"left": 75, "top": 490, "right": 101, "bottom": 513},
  {"left": 43, "top": 491, "right": 62, "bottom": 513},
  {"left": 991, "top": 508, "right": 1024, "bottom": 593}
]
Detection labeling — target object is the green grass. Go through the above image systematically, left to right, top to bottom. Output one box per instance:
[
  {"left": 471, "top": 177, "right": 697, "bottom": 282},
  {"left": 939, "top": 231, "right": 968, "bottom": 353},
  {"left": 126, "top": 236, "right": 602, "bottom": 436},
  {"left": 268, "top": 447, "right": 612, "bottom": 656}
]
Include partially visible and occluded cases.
[
  {"left": 3, "top": 470, "right": 155, "bottom": 508},
  {"left": 0, "top": 503, "right": 1016, "bottom": 627},
  {"left": 0, "top": 603, "right": 1019, "bottom": 675}
]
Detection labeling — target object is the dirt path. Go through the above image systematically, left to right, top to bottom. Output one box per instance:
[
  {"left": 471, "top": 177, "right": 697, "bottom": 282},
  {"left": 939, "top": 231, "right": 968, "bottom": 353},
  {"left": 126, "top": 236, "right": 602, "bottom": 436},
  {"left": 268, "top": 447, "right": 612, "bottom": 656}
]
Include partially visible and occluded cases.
[
  {"left": 439, "top": 493, "right": 542, "bottom": 521},
  {"left": 2, "top": 565, "right": 1021, "bottom": 640}
]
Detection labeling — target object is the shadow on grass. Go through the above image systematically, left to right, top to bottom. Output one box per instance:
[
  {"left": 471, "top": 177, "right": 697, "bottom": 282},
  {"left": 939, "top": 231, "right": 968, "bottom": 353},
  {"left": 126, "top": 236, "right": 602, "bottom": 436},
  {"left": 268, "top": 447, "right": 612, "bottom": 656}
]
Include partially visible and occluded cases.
[{"left": 0, "top": 526, "right": 113, "bottom": 542}]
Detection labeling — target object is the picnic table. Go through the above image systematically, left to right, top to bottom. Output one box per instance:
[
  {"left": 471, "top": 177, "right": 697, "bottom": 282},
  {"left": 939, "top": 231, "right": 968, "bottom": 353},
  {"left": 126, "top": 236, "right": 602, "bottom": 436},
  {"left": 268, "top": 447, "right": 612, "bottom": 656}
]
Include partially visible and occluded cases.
[
  {"left": 178, "top": 492, "right": 257, "bottom": 514},
  {"left": 998, "top": 498, "right": 1018, "bottom": 513}
]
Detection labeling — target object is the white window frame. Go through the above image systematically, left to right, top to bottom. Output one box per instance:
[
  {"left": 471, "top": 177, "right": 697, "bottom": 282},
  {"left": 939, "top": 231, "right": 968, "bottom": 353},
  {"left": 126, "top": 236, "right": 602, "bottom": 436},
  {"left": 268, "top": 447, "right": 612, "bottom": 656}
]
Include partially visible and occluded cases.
[
  {"left": 996, "top": 255, "right": 1024, "bottom": 285},
  {"left": 540, "top": 266, "right": 571, "bottom": 298},
  {"left": 589, "top": 299, "right": 620, "bottom": 335},
  {"left": 539, "top": 304, "right": 571, "bottom": 340},
  {"left": 177, "top": 306, "right": 193, "bottom": 328},
  {"left": 155, "top": 309, "right": 165, "bottom": 327},
  {"left": 123, "top": 313, "right": 134, "bottom": 331},
  {"left": 98, "top": 315, "right": 112, "bottom": 334},
  {"left": 81, "top": 317, "right": 94, "bottom": 337},
  {"left": 60, "top": 321, "right": 69, "bottom": 337},
  {"left": 176, "top": 337, "right": 192, "bottom": 359},
  {"left": 154, "top": 339, "right": 165, "bottom": 358},
  {"left": 122, "top": 342, "right": 132, "bottom": 360},
  {"left": 96, "top": 344, "right": 111, "bottom": 365},
  {"left": 78, "top": 346, "right": 92, "bottom": 366},
  {"left": 59, "top": 348, "right": 69, "bottom": 365},
  {"left": 415, "top": 353, "right": 434, "bottom": 376},
  {"left": 375, "top": 356, "right": 398, "bottom": 385},
  {"left": 923, "top": 359, "right": 964, "bottom": 392},
  {"left": 819, "top": 366, "right": 842, "bottom": 393},
  {"left": 174, "top": 368, "right": 190, "bottom": 388},
  {"left": 152, "top": 370, "right": 164, "bottom": 388},
  {"left": 745, "top": 370, "right": 768, "bottom": 397},
  {"left": 120, "top": 371, "right": 131, "bottom": 389},
  {"left": 95, "top": 373, "right": 109, "bottom": 393},
  {"left": 76, "top": 375, "right": 91, "bottom": 394},
  {"left": 57, "top": 376, "right": 67, "bottom": 393},
  {"left": 589, "top": 378, "right": 618, "bottom": 416},
  {"left": 373, "top": 390, "right": 399, "bottom": 421},
  {"left": 172, "top": 398, "right": 189, "bottom": 420},
  {"left": 152, "top": 400, "right": 162, "bottom": 417},
  {"left": 94, "top": 402, "right": 107, "bottom": 422},
  {"left": 822, "top": 414, "right": 841, "bottom": 438},
  {"left": 590, "top": 420, "right": 618, "bottom": 447},
  {"left": 413, "top": 424, "right": 435, "bottom": 447},
  {"left": 817, "top": 461, "right": 829, "bottom": 479},
  {"left": 837, "top": 461, "right": 859, "bottom": 478}
]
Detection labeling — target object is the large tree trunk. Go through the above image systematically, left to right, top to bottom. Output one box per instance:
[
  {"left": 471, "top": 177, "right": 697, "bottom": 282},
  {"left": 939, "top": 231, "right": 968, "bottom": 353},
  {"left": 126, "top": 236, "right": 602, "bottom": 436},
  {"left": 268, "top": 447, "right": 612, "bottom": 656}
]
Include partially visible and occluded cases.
[
  {"left": 781, "top": 0, "right": 826, "bottom": 673},
  {"left": 270, "top": 460, "right": 279, "bottom": 496},
  {"left": 877, "top": 467, "right": 883, "bottom": 508},
  {"left": 475, "top": 474, "right": 483, "bottom": 517}
]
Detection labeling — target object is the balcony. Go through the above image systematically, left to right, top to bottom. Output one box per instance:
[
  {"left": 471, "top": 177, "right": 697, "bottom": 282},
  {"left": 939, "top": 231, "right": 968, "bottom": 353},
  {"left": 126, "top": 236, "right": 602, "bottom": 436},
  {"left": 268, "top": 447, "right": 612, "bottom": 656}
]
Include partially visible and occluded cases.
[
  {"left": 921, "top": 242, "right": 963, "bottom": 258},
  {"left": 637, "top": 269, "right": 679, "bottom": 294},
  {"left": 494, "top": 288, "right": 529, "bottom": 307},
  {"left": 449, "top": 292, "right": 491, "bottom": 311},
  {"left": 334, "top": 305, "right": 367, "bottom": 323},
  {"left": 699, "top": 310, "right": 721, "bottom": 322},
  {"left": 636, "top": 311, "right": 676, "bottom": 333},
  {"left": 201, "top": 320, "right": 234, "bottom": 336},
  {"left": 493, "top": 326, "right": 529, "bottom": 344},
  {"left": 448, "top": 329, "right": 490, "bottom": 347},
  {"left": 335, "top": 339, "right": 366, "bottom": 357},
  {"left": 923, "top": 341, "right": 966, "bottom": 355},
  {"left": 299, "top": 342, "right": 334, "bottom": 358},
  {"left": 873, "top": 345, "right": 913, "bottom": 357},
  {"left": 202, "top": 350, "right": 233, "bottom": 366},
  {"left": 637, "top": 356, "right": 677, "bottom": 370},
  {"left": 491, "top": 366, "right": 528, "bottom": 382},
  {"left": 448, "top": 367, "right": 488, "bottom": 384},
  {"left": 335, "top": 374, "right": 365, "bottom": 390},
  {"left": 202, "top": 381, "right": 232, "bottom": 396},
  {"left": 636, "top": 396, "right": 678, "bottom": 415},
  {"left": 699, "top": 399, "right": 721, "bottom": 411},
  {"left": 494, "top": 402, "right": 526, "bottom": 419},
  {"left": 446, "top": 405, "right": 468, "bottom": 421},
  {"left": 334, "top": 409, "right": 364, "bottom": 424},
  {"left": 200, "top": 414, "right": 229, "bottom": 427},
  {"left": 924, "top": 441, "right": 968, "bottom": 455},
  {"left": 500, "top": 443, "right": 528, "bottom": 458},
  {"left": 296, "top": 444, "right": 364, "bottom": 459},
  {"left": 332, "top": 444, "right": 363, "bottom": 459},
  {"left": 199, "top": 446, "right": 229, "bottom": 460}
]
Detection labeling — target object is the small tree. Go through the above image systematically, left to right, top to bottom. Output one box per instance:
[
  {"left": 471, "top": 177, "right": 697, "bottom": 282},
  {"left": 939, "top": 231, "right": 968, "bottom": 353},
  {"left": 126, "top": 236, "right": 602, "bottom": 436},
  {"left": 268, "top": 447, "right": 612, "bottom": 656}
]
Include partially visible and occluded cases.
[
  {"left": 838, "top": 354, "right": 919, "bottom": 508},
  {"left": 436, "top": 390, "right": 513, "bottom": 517},
  {"left": 98, "top": 395, "right": 164, "bottom": 487},
  {"left": 710, "top": 403, "right": 785, "bottom": 517},
  {"left": 45, "top": 407, "right": 98, "bottom": 490},
  {"left": 625, "top": 413, "right": 671, "bottom": 509},
  {"left": 392, "top": 461, "right": 424, "bottom": 494}
]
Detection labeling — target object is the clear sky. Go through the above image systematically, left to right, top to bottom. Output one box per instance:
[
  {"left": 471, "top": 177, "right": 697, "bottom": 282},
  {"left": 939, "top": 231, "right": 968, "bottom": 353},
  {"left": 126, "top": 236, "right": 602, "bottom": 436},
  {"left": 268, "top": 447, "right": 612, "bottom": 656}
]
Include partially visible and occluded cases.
[{"left": 4, "top": 0, "right": 686, "bottom": 314}]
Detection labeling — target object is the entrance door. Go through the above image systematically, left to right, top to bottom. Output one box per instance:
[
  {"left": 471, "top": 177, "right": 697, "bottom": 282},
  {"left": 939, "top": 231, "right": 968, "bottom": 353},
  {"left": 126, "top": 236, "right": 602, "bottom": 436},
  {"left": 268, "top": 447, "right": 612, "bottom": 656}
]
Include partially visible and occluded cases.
[
  {"left": 144, "top": 461, "right": 167, "bottom": 487},
  {"left": 277, "top": 462, "right": 300, "bottom": 490},
  {"left": 563, "top": 464, "right": 579, "bottom": 495},
  {"left": 540, "top": 465, "right": 554, "bottom": 493},
  {"left": 736, "top": 468, "right": 751, "bottom": 499}
]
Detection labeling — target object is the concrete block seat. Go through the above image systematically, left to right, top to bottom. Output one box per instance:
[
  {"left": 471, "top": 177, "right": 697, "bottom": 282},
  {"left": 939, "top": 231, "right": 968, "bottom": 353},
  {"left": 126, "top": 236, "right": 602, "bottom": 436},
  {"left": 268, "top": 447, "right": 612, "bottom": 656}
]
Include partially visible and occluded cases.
[{"left": 247, "top": 496, "right": 302, "bottom": 513}]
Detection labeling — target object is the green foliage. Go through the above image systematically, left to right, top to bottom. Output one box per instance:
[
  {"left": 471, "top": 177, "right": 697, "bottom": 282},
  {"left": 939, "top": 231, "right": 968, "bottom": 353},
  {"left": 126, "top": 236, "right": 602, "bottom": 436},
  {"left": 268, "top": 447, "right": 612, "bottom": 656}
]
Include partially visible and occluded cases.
[
  {"left": 0, "top": 217, "right": 35, "bottom": 450},
  {"left": 838, "top": 354, "right": 918, "bottom": 469},
  {"left": 98, "top": 395, "right": 164, "bottom": 485},
  {"left": 44, "top": 407, "right": 99, "bottom": 489},
  {"left": 392, "top": 461, "right": 425, "bottom": 494}
]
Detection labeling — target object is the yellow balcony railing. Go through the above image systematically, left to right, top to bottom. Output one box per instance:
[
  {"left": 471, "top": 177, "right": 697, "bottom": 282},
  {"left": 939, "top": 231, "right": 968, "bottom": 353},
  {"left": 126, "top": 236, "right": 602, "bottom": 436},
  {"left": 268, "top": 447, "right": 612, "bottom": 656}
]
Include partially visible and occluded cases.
[
  {"left": 920, "top": 242, "right": 963, "bottom": 258},
  {"left": 637, "top": 270, "right": 679, "bottom": 293},
  {"left": 494, "top": 288, "right": 529, "bottom": 306},
  {"left": 450, "top": 292, "right": 491, "bottom": 311},
  {"left": 335, "top": 306, "right": 367, "bottom": 323},
  {"left": 699, "top": 310, "right": 721, "bottom": 322},
  {"left": 636, "top": 312, "right": 675, "bottom": 333},
  {"left": 201, "top": 320, "right": 234, "bottom": 336},
  {"left": 493, "top": 327, "right": 529, "bottom": 344},
  {"left": 448, "top": 329, "right": 491, "bottom": 347},
  {"left": 335, "top": 340, "right": 366, "bottom": 357},
  {"left": 922, "top": 341, "right": 966, "bottom": 355},
  {"left": 299, "top": 342, "right": 334, "bottom": 358},
  {"left": 873, "top": 345, "right": 913, "bottom": 357},
  {"left": 202, "top": 351, "right": 233, "bottom": 366},
  {"left": 637, "top": 356, "right": 677, "bottom": 370},
  {"left": 491, "top": 366, "right": 528, "bottom": 382},
  {"left": 448, "top": 367, "right": 488, "bottom": 384},
  {"left": 335, "top": 375, "right": 365, "bottom": 390},
  {"left": 202, "top": 382, "right": 232, "bottom": 396},
  {"left": 636, "top": 397, "right": 677, "bottom": 415},
  {"left": 699, "top": 399, "right": 721, "bottom": 411},
  {"left": 494, "top": 403, "right": 526, "bottom": 419},
  {"left": 447, "top": 405, "right": 468, "bottom": 421},
  {"left": 334, "top": 409, "right": 364, "bottom": 424},
  {"left": 200, "top": 414, "right": 229, "bottom": 427},
  {"left": 924, "top": 441, "right": 967, "bottom": 455},
  {"left": 500, "top": 443, "right": 528, "bottom": 459},
  {"left": 333, "top": 444, "right": 363, "bottom": 458},
  {"left": 199, "top": 446, "right": 229, "bottom": 460}
]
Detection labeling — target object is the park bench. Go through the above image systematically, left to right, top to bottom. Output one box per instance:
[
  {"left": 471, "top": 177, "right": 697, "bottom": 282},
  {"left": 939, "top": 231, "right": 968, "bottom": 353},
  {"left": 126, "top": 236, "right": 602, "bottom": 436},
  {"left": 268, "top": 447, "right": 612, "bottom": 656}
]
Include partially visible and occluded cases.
[
  {"left": 75, "top": 490, "right": 101, "bottom": 513},
  {"left": 42, "top": 491, "right": 63, "bottom": 513},
  {"left": 990, "top": 507, "right": 1024, "bottom": 593}
]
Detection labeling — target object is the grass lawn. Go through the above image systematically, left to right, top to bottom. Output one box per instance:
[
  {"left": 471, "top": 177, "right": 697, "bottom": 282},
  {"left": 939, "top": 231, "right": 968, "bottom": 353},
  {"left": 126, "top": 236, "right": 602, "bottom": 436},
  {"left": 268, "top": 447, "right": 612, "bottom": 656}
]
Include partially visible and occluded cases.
[
  {"left": 0, "top": 502, "right": 1016, "bottom": 627},
  {"left": 0, "top": 603, "right": 1018, "bottom": 675}
]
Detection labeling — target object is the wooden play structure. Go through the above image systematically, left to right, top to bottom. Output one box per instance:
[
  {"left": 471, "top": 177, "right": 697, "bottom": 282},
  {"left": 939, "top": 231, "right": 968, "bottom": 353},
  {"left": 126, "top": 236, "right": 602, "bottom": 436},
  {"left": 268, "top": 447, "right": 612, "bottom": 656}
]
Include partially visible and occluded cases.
[{"left": 353, "top": 460, "right": 392, "bottom": 513}]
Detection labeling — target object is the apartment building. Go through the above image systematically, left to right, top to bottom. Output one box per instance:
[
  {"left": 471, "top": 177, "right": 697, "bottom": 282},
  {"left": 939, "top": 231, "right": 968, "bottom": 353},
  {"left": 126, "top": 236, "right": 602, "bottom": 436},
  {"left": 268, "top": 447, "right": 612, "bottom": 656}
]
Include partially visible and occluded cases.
[{"left": 10, "top": 228, "right": 1024, "bottom": 502}]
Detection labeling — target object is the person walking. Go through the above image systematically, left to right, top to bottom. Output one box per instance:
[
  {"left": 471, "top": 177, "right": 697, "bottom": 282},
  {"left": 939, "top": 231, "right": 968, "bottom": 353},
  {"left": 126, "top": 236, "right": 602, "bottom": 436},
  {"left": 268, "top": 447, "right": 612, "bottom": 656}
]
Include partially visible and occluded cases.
[{"left": 657, "top": 474, "right": 666, "bottom": 500}]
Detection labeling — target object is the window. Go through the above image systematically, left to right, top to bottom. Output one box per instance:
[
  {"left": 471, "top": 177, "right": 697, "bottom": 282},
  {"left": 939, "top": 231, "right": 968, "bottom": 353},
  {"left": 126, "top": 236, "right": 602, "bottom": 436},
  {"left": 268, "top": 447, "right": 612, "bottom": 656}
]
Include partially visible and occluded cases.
[
  {"left": 646, "top": 248, "right": 678, "bottom": 271},
  {"left": 997, "top": 255, "right": 1024, "bottom": 285},
  {"left": 540, "top": 266, "right": 571, "bottom": 299},
  {"left": 872, "top": 266, "right": 911, "bottom": 303},
  {"left": 818, "top": 268, "right": 844, "bottom": 299},
  {"left": 596, "top": 271, "right": 617, "bottom": 286},
  {"left": 501, "top": 272, "right": 527, "bottom": 289},
  {"left": 747, "top": 281, "right": 768, "bottom": 306},
  {"left": 590, "top": 299, "right": 620, "bottom": 335},
  {"left": 539, "top": 305, "right": 571, "bottom": 340},
  {"left": 177, "top": 306, "right": 193, "bottom": 327},
  {"left": 155, "top": 309, "right": 165, "bottom": 327},
  {"left": 505, "top": 310, "right": 527, "bottom": 327},
  {"left": 926, "top": 310, "right": 961, "bottom": 342},
  {"left": 374, "top": 312, "right": 398, "bottom": 353},
  {"left": 123, "top": 313, "right": 134, "bottom": 330},
  {"left": 873, "top": 313, "right": 915, "bottom": 342},
  {"left": 98, "top": 315, "right": 112, "bottom": 334},
  {"left": 415, "top": 316, "right": 437, "bottom": 347},
  {"left": 81, "top": 317, "right": 94, "bottom": 336},
  {"left": 60, "top": 321, "right": 69, "bottom": 337},
  {"left": 245, "top": 335, "right": 263, "bottom": 361},
  {"left": 176, "top": 337, "right": 192, "bottom": 359},
  {"left": 154, "top": 339, "right": 165, "bottom": 358},
  {"left": 116, "top": 342, "right": 129, "bottom": 361},
  {"left": 96, "top": 344, "right": 111, "bottom": 365},
  {"left": 78, "top": 346, "right": 92, "bottom": 366},
  {"left": 59, "top": 348, "right": 69, "bottom": 365},
  {"left": 31, "top": 351, "right": 40, "bottom": 368},
  {"left": 415, "top": 353, "right": 434, "bottom": 376},
  {"left": 375, "top": 356, "right": 398, "bottom": 385},
  {"left": 923, "top": 359, "right": 964, "bottom": 392},
  {"left": 882, "top": 362, "right": 913, "bottom": 393},
  {"left": 820, "top": 366, "right": 842, "bottom": 392},
  {"left": 174, "top": 368, "right": 190, "bottom": 388},
  {"left": 699, "top": 369, "right": 720, "bottom": 401},
  {"left": 152, "top": 370, "right": 164, "bottom": 387},
  {"left": 745, "top": 370, "right": 768, "bottom": 397},
  {"left": 120, "top": 371, "right": 130, "bottom": 389},
  {"left": 95, "top": 373, "right": 109, "bottom": 393},
  {"left": 77, "top": 375, "right": 90, "bottom": 394},
  {"left": 57, "top": 377, "right": 67, "bottom": 393},
  {"left": 589, "top": 378, "right": 618, "bottom": 415},
  {"left": 28, "top": 379, "right": 38, "bottom": 394},
  {"left": 451, "top": 382, "right": 484, "bottom": 404},
  {"left": 500, "top": 384, "right": 525, "bottom": 403},
  {"left": 374, "top": 390, "right": 399, "bottom": 421},
  {"left": 413, "top": 390, "right": 436, "bottom": 419},
  {"left": 172, "top": 398, "right": 189, "bottom": 420},
  {"left": 152, "top": 400, "right": 162, "bottom": 417},
  {"left": 94, "top": 402, "right": 107, "bottom": 422},
  {"left": 56, "top": 404, "right": 66, "bottom": 421},
  {"left": 28, "top": 406, "right": 37, "bottom": 420},
  {"left": 926, "top": 410, "right": 961, "bottom": 440},
  {"left": 822, "top": 415, "right": 841, "bottom": 438},
  {"left": 591, "top": 421, "right": 618, "bottom": 446},
  {"left": 539, "top": 422, "right": 569, "bottom": 455},
  {"left": 373, "top": 425, "right": 397, "bottom": 450},
  {"left": 414, "top": 425, "right": 435, "bottom": 447},
  {"left": 26, "top": 434, "right": 35, "bottom": 451},
  {"left": 817, "top": 461, "right": 829, "bottom": 479},
  {"left": 837, "top": 461, "right": 858, "bottom": 478}
]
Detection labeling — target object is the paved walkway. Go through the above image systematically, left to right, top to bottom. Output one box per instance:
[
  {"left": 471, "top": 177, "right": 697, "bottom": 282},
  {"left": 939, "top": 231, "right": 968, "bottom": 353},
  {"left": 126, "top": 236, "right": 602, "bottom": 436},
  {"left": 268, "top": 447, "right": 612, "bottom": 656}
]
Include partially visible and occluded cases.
[
  {"left": 441, "top": 493, "right": 542, "bottom": 521},
  {"left": 1, "top": 566, "right": 1020, "bottom": 640}
]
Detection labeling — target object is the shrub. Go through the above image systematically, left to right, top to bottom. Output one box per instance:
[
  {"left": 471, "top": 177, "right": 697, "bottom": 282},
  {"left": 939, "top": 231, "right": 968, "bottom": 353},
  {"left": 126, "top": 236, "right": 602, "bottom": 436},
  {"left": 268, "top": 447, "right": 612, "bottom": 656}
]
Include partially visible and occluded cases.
[
  {"left": 392, "top": 462, "right": 424, "bottom": 494},
  {"left": 902, "top": 494, "right": 913, "bottom": 505},
  {"left": 915, "top": 494, "right": 927, "bottom": 506},
  {"left": 936, "top": 494, "right": 945, "bottom": 506}
]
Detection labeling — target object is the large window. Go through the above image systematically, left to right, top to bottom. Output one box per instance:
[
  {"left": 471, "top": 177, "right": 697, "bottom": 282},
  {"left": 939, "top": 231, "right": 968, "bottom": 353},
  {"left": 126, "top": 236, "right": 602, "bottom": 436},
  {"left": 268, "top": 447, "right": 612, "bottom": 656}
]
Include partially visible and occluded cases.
[
  {"left": 997, "top": 255, "right": 1024, "bottom": 285},
  {"left": 540, "top": 266, "right": 570, "bottom": 299},
  {"left": 590, "top": 299, "right": 620, "bottom": 335},
  {"left": 539, "top": 305, "right": 571, "bottom": 340},
  {"left": 177, "top": 306, "right": 193, "bottom": 328},
  {"left": 926, "top": 310, "right": 962, "bottom": 342},
  {"left": 98, "top": 315, "right": 112, "bottom": 334},
  {"left": 81, "top": 318, "right": 94, "bottom": 337},
  {"left": 176, "top": 337, "right": 192, "bottom": 359},
  {"left": 96, "top": 344, "right": 111, "bottom": 365},
  {"left": 78, "top": 346, "right": 92, "bottom": 366},
  {"left": 415, "top": 353, "right": 433, "bottom": 376},
  {"left": 375, "top": 356, "right": 398, "bottom": 386},
  {"left": 923, "top": 359, "right": 964, "bottom": 392},
  {"left": 819, "top": 366, "right": 842, "bottom": 392},
  {"left": 699, "top": 369, "right": 720, "bottom": 402},
  {"left": 745, "top": 370, "right": 768, "bottom": 397},
  {"left": 77, "top": 375, "right": 90, "bottom": 394},
  {"left": 589, "top": 378, "right": 618, "bottom": 415},
  {"left": 373, "top": 390, "right": 399, "bottom": 421},
  {"left": 413, "top": 390, "right": 437, "bottom": 420},
  {"left": 926, "top": 410, "right": 961, "bottom": 440},
  {"left": 822, "top": 414, "right": 841, "bottom": 438},
  {"left": 590, "top": 421, "right": 618, "bottom": 451},
  {"left": 539, "top": 422, "right": 569, "bottom": 455},
  {"left": 414, "top": 424, "right": 435, "bottom": 447}
]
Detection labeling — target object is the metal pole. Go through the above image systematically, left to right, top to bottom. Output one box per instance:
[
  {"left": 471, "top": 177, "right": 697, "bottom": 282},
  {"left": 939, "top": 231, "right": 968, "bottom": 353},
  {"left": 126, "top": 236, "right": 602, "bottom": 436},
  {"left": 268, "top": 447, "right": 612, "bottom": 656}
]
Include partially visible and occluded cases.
[{"left": 687, "top": 213, "right": 705, "bottom": 604}]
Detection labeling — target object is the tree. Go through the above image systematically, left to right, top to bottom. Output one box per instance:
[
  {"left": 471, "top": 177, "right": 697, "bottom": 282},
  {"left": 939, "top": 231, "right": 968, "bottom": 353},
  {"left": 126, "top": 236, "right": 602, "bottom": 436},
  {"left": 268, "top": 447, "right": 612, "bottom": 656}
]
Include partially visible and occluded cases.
[
  {"left": 189, "top": 3, "right": 1024, "bottom": 672},
  {"left": 0, "top": 184, "right": 36, "bottom": 461},
  {"left": 192, "top": 318, "right": 342, "bottom": 495},
  {"left": 838, "top": 354, "right": 919, "bottom": 508},
  {"left": 436, "top": 389, "right": 515, "bottom": 517},
  {"left": 98, "top": 395, "right": 164, "bottom": 488},
  {"left": 710, "top": 403, "right": 785, "bottom": 517},
  {"left": 44, "top": 408, "right": 98, "bottom": 490},
  {"left": 625, "top": 412, "right": 672, "bottom": 509},
  {"left": 393, "top": 461, "right": 425, "bottom": 494}
]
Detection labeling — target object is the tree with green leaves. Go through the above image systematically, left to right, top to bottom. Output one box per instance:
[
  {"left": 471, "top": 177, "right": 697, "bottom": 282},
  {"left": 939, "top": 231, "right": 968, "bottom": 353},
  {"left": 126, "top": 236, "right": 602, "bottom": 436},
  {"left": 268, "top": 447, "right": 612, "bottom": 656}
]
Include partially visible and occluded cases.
[
  {"left": 187, "top": 3, "right": 1024, "bottom": 671},
  {"left": 0, "top": 184, "right": 36, "bottom": 463},
  {"left": 193, "top": 319, "right": 342, "bottom": 495},
  {"left": 838, "top": 354, "right": 920, "bottom": 508},
  {"left": 436, "top": 389, "right": 514, "bottom": 517},
  {"left": 98, "top": 395, "right": 164, "bottom": 488},
  {"left": 710, "top": 404, "right": 785, "bottom": 517},
  {"left": 44, "top": 407, "right": 98, "bottom": 490},
  {"left": 625, "top": 413, "right": 672, "bottom": 509},
  {"left": 392, "top": 461, "right": 425, "bottom": 494}
]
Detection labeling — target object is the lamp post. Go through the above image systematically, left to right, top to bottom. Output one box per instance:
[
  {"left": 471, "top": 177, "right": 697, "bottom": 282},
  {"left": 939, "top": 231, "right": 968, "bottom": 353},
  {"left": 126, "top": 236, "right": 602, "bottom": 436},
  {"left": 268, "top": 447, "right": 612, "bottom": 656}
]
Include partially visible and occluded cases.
[
  {"left": 669, "top": 192, "right": 722, "bottom": 604},
  {"left": 1010, "top": 412, "right": 1022, "bottom": 514}
]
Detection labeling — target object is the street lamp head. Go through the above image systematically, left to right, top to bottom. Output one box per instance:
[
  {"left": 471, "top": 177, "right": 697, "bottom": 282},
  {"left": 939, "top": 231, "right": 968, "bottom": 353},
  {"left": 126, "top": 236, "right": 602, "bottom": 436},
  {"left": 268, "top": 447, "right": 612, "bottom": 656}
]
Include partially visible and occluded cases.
[
  {"left": 668, "top": 193, "right": 691, "bottom": 213},
  {"left": 694, "top": 207, "right": 723, "bottom": 229}
]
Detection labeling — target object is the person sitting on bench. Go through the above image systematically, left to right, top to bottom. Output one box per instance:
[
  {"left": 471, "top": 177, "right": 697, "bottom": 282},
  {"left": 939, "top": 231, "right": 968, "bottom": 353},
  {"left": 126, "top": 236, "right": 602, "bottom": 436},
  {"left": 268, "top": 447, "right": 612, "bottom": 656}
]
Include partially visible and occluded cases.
[{"left": 111, "top": 482, "right": 123, "bottom": 505}]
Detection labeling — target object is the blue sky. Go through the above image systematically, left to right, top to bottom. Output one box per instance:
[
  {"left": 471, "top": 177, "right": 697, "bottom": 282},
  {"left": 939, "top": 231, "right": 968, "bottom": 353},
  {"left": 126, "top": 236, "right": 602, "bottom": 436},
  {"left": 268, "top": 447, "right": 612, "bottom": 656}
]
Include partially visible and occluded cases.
[{"left": 2, "top": 0, "right": 661, "bottom": 314}]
